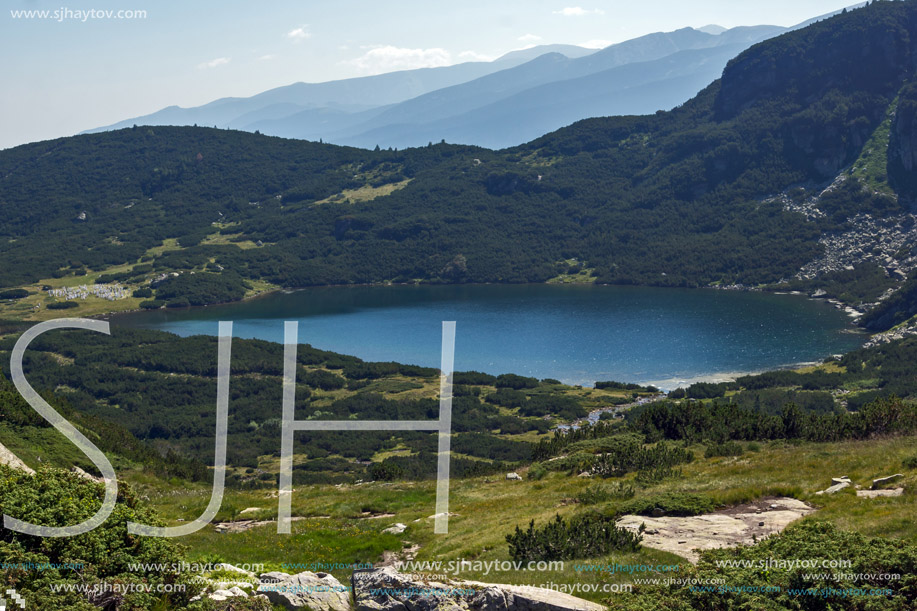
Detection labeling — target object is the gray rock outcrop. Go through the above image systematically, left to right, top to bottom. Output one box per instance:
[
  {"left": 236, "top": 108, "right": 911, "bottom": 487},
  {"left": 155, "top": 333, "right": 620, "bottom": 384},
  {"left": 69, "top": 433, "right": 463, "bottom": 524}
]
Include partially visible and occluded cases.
[
  {"left": 0, "top": 441, "right": 34, "bottom": 474},
  {"left": 871, "top": 474, "right": 904, "bottom": 489},
  {"left": 816, "top": 476, "right": 852, "bottom": 495},
  {"left": 617, "top": 497, "right": 815, "bottom": 563},
  {"left": 352, "top": 567, "right": 604, "bottom": 611},
  {"left": 258, "top": 571, "right": 352, "bottom": 611}
]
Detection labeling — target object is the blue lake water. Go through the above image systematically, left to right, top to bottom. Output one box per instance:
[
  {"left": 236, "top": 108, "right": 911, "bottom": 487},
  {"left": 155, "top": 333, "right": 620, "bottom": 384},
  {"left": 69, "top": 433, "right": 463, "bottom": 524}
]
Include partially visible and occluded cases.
[{"left": 114, "top": 284, "right": 866, "bottom": 389}]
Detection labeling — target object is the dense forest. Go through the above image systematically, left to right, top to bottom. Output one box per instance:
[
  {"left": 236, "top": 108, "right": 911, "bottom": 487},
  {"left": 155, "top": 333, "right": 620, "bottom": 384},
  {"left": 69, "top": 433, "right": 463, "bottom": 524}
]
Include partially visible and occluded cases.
[{"left": 0, "top": 1, "right": 916, "bottom": 315}]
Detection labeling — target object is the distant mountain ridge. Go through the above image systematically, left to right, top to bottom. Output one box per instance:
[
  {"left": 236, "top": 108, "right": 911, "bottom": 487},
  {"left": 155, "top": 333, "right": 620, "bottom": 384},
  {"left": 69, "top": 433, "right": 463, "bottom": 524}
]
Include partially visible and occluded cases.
[
  {"left": 85, "top": 6, "right": 864, "bottom": 150},
  {"left": 83, "top": 25, "right": 787, "bottom": 150},
  {"left": 322, "top": 40, "right": 767, "bottom": 149},
  {"left": 85, "top": 45, "right": 596, "bottom": 136}
]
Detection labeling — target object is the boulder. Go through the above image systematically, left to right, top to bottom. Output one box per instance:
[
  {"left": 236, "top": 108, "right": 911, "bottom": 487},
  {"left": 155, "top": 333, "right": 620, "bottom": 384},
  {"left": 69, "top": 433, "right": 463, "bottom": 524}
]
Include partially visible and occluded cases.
[
  {"left": 0, "top": 441, "right": 34, "bottom": 474},
  {"left": 505, "top": 473, "right": 522, "bottom": 481},
  {"left": 871, "top": 474, "right": 904, "bottom": 490},
  {"left": 817, "top": 477, "right": 852, "bottom": 495},
  {"left": 816, "top": 481, "right": 850, "bottom": 495},
  {"left": 382, "top": 523, "right": 407, "bottom": 535},
  {"left": 258, "top": 571, "right": 351, "bottom": 611},
  {"left": 209, "top": 587, "right": 248, "bottom": 601}
]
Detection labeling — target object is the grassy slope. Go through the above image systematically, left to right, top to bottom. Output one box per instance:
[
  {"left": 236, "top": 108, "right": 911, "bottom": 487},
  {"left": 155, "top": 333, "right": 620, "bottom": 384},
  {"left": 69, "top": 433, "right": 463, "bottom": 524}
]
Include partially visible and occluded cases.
[{"left": 119, "top": 434, "right": 917, "bottom": 603}]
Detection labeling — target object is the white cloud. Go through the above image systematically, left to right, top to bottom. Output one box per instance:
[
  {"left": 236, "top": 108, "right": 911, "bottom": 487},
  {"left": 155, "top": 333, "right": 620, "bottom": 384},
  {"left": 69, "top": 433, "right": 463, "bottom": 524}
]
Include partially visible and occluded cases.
[
  {"left": 554, "top": 6, "right": 605, "bottom": 16},
  {"left": 286, "top": 26, "right": 310, "bottom": 41},
  {"left": 518, "top": 33, "right": 542, "bottom": 43},
  {"left": 580, "top": 39, "right": 613, "bottom": 49},
  {"left": 347, "top": 46, "right": 452, "bottom": 74},
  {"left": 458, "top": 50, "right": 495, "bottom": 62},
  {"left": 259, "top": 54, "right": 276, "bottom": 61},
  {"left": 197, "top": 57, "right": 230, "bottom": 70}
]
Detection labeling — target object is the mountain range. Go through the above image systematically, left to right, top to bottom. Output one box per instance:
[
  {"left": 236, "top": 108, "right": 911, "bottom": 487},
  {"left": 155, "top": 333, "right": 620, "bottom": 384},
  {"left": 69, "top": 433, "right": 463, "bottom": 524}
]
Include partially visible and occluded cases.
[{"left": 86, "top": 6, "right": 860, "bottom": 150}]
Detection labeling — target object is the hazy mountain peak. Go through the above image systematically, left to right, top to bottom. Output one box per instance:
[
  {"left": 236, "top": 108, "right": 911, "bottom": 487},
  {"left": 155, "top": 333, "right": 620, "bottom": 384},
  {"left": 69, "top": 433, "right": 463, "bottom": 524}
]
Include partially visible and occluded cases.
[
  {"left": 697, "top": 24, "right": 727, "bottom": 35},
  {"left": 494, "top": 44, "right": 596, "bottom": 63}
]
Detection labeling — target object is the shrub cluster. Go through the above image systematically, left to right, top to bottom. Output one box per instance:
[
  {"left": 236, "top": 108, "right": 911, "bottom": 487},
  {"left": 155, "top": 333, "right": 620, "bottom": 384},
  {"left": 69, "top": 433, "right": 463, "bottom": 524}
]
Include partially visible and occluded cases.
[{"left": 506, "top": 513, "right": 642, "bottom": 561}]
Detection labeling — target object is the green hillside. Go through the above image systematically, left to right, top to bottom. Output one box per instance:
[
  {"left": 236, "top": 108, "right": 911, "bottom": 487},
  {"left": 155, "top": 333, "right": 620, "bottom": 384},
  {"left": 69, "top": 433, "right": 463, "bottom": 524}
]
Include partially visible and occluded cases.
[{"left": 0, "top": 1, "right": 915, "bottom": 314}]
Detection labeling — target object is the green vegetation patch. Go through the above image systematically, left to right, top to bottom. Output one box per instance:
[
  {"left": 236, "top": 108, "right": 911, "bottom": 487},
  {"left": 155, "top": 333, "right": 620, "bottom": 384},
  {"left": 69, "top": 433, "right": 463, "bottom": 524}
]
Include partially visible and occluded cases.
[
  {"left": 619, "top": 492, "right": 717, "bottom": 517},
  {"left": 506, "top": 512, "right": 643, "bottom": 562}
]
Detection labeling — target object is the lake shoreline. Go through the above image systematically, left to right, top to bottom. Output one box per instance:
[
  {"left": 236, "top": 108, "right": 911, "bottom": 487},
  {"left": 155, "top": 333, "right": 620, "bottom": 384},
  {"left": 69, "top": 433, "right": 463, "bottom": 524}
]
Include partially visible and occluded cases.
[
  {"left": 105, "top": 279, "right": 868, "bottom": 325},
  {"left": 114, "top": 283, "right": 867, "bottom": 390}
]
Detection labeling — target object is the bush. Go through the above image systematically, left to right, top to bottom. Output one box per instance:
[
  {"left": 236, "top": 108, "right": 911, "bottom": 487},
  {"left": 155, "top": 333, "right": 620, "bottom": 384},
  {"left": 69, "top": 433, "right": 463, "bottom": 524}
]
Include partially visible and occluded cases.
[
  {"left": 132, "top": 287, "right": 154, "bottom": 298},
  {"left": 0, "top": 289, "right": 29, "bottom": 299},
  {"left": 139, "top": 299, "right": 165, "bottom": 310},
  {"left": 46, "top": 301, "right": 79, "bottom": 310},
  {"left": 303, "top": 369, "right": 347, "bottom": 391},
  {"left": 452, "top": 371, "right": 497, "bottom": 385},
  {"left": 496, "top": 373, "right": 539, "bottom": 389},
  {"left": 595, "top": 381, "right": 645, "bottom": 391},
  {"left": 686, "top": 381, "right": 733, "bottom": 399},
  {"left": 486, "top": 388, "right": 526, "bottom": 408},
  {"left": 521, "top": 394, "right": 586, "bottom": 420},
  {"left": 592, "top": 441, "right": 694, "bottom": 479},
  {"left": 704, "top": 441, "right": 745, "bottom": 458},
  {"left": 534, "top": 453, "right": 597, "bottom": 475},
  {"left": 903, "top": 455, "right": 917, "bottom": 469},
  {"left": 369, "top": 461, "right": 404, "bottom": 481},
  {"left": 0, "top": 466, "right": 197, "bottom": 609},
  {"left": 635, "top": 466, "right": 682, "bottom": 486},
  {"left": 576, "top": 482, "right": 635, "bottom": 504},
  {"left": 620, "top": 493, "right": 716, "bottom": 517},
  {"left": 506, "top": 513, "right": 642, "bottom": 561}
]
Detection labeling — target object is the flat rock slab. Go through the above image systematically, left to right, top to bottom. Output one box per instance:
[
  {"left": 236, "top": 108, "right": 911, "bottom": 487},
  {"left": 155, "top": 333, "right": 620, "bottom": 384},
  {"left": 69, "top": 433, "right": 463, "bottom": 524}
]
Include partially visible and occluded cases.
[
  {"left": 857, "top": 487, "right": 904, "bottom": 498},
  {"left": 617, "top": 497, "right": 815, "bottom": 563},
  {"left": 214, "top": 516, "right": 307, "bottom": 533},
  {"left": 353, "top": 567, "right": 605, "bottom": 611},
  {"left": 462, "top": 580, "right": 606, "bottom": 611}
]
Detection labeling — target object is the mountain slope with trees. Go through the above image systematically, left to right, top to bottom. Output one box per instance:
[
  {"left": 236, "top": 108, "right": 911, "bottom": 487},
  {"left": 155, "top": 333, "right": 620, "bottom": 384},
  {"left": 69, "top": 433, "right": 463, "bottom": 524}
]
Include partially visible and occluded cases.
[{"left": 0, "top": 2, "right": 915, "bottom": 317}]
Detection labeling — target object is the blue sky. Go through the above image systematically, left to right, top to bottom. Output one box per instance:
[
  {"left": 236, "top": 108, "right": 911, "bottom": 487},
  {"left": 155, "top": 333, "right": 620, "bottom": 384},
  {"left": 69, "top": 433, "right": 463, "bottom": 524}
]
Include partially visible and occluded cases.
[{"left": 1, "top": 0, "right": 857, "bottom": 149}]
